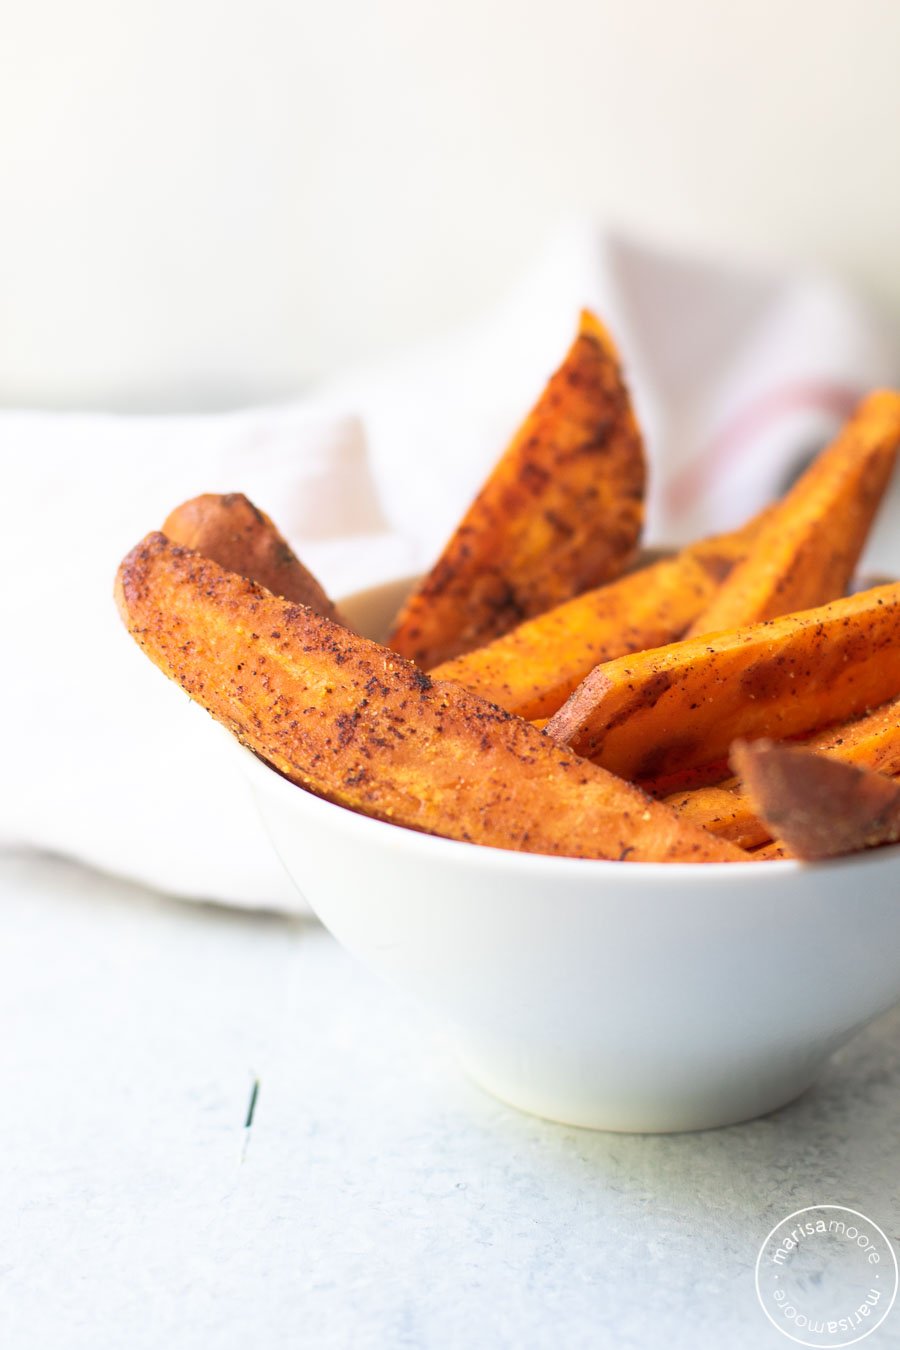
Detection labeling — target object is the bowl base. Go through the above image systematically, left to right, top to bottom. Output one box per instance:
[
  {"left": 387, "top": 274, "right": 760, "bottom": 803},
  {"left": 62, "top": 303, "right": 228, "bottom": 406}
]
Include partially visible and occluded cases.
[{"left": 455, "top": 1040, "right": 823, "bottom": 1134}]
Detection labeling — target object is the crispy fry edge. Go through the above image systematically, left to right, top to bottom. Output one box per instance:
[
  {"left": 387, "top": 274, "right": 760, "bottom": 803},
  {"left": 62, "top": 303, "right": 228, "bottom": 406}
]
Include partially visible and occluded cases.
[{"left": 115, "top": 532, "right": 745, "bottom": 865}]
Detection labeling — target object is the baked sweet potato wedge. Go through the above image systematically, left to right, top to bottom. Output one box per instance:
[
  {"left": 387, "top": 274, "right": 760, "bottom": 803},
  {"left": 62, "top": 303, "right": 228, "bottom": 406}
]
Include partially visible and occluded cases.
[
  {"left": 387, "top": 310, "right": 646, "bottom": 667},
  {"left": 686, "top": 390, "right": 900, "bottom": 636},
  {"left": 163, "top": 492, "right": 345, "bottom": 624},
  {"left": 429, "top": 520, "right": 766, "bottom": 719},
  {"left": 115, "top": 533, "right": 744, "bottom": 863},
  {"left": 546, "top": 584, "right": 900, "bottom": 779},
  {"left": 665, "top": 693, "right": 900, "bottom": 847},
  {"left": 731, "top": 739, "right": 900, "bottom": 861},
  {"left": 663, "top": 780, "right": 767, "bottom": 850},
  {"left": 748, "top": 841, "right": 792, "bottom": 861}
]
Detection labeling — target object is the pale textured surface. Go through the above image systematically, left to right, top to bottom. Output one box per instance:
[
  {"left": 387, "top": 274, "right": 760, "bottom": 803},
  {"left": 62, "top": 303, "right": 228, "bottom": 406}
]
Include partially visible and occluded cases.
[{"left": 2, "top": 850, "right": 899, "bottom": 1349}]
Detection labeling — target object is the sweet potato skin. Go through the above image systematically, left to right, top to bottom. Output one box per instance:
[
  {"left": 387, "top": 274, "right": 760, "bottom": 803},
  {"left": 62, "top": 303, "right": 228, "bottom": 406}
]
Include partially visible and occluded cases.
[
  {"left": 387, "top": 310, "right": 646, "bottom": 667},
  {"left": 686, "top": 391, "right": 900, "bottom": 636},
  {"left": 163, "top": 492, "right": 345, "bottom": 624},
  {"left": 429, "top": 524, "right": 760, "bottom": 720},
  {"left": 115, "top": 533, "right": 743, "bottom": 864},
  {"left": 546, "top": 584, "right": 900, "bottom": 780},
  {"left": 665, "top": 693, "right": 900, "bottom": 847},
  {"left": 731, "top": 739, "right": 900, "bottom": 860}
]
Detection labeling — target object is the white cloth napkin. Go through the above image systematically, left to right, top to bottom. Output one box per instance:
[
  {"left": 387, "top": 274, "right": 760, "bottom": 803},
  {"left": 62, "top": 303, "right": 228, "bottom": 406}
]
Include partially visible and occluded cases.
[{"left": 2, "top": 221, "right": 898, "bottom": 911}]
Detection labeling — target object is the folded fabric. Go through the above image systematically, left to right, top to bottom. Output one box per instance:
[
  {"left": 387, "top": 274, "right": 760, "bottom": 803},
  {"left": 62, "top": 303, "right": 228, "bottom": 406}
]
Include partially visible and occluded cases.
[
  {"left": 2, "top": 221, "right": 898, "bottom": 910},
  {"left": 0, "top": 409, "right": 413, "bottom": 909}
]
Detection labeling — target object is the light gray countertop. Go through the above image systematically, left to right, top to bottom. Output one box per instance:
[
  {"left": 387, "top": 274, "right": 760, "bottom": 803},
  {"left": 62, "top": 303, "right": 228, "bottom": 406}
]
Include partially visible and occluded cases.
[{"left": 2, "top": 851, "right": 898, "bottom": 1349}]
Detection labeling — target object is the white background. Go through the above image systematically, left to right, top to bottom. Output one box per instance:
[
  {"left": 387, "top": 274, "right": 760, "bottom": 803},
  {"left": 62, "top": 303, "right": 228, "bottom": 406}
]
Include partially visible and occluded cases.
[{"left": 2, "top": 0, "right": 900, "bottom": 409}]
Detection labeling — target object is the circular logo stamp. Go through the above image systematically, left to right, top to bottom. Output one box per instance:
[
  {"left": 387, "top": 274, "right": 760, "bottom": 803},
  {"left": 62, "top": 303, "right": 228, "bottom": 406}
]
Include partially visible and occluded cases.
[{"left": 756, "top": 1206, "right": 898, "bottom": 1347}]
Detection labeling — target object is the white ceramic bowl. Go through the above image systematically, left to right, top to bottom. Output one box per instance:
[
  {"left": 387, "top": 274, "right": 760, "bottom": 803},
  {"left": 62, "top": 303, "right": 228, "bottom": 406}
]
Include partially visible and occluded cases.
[{"left": 231, "top": 576, "right": 900, "bottom": 1132}]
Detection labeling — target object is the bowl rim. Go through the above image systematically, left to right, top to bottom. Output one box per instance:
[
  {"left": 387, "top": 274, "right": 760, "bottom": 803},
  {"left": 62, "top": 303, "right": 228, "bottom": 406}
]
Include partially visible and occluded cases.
[{"left": 226, "top": 568, "right": 900, "bottom": 884}]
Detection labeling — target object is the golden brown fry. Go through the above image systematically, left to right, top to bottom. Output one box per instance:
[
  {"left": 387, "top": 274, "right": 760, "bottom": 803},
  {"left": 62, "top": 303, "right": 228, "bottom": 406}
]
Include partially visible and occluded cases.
[
  {"left": 387, "top": 310, "right": 646, "bottom": 667},
  {"left": 686, "top": 390, "right": 900, "bottom": 636},
  {"left": 163, "top": 492, "right": 345, "bottom": 624},
  {"left": 429, "top": 522, "right": 763, "bottom": 719},
  {"left": 115, "top": 533, "right": 744, "bottom": 864},
  {"left": 545, "top": 584, "right": 900, "bottom": 780},
  {"left": 665, "top": 694, "right": 900, "bottom": 847},
  {"left": 807, "top": 695, "right": 900, "bottom": 771},
  {"left": 731, "top": 739, "right": 900, "bottom": 861},
  {"left": 640, "top": 758, "right": 734, "bottom": 796},
  {"left": 664, "top": 780, "right": 767, "bottom": 849},
  {"left": 748, "top": 841, "right": 793, "bottom": 862}
]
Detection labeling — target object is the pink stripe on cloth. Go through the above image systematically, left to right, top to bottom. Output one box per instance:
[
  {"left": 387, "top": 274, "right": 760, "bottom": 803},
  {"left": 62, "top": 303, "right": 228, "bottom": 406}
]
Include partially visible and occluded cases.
[{"left": 664, "top": 381, "right": 862, "bottom": 518}]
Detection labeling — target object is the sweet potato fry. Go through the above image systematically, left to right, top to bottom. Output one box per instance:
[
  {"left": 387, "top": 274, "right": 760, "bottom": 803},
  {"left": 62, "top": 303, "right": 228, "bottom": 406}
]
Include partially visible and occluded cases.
[
  {"left": 387, "top": 310, "right": 646, "bottom": 667},
  {"left": 686, "top": 390, "right": 900, "bottom": 636},
  {"left": 163, "top": 492, "right": 345, "bottom": 624},
  {"left": 429, "top": 521, "right": 763, "bottom": 720},
  {"left": 115, "top": 533, "right": 744, "bottom": 863},
  {"left": 546, "top": 584, "right": 900, "bottom": 780},
  {"left": 665, "top": 693, "right": 900, "bottom": 847},
  {"left": 805, "top": 694, "right": 900, "bottom": 772},
  {"left": 731, "top": 740, "right": 900, "bottom": 861},
  {"left": 640, "top": 759, "right": 734, "bottom": 796},
  {"left": 663, "top": 781, "right": 767, "bottom": 849},
  {"left": 748, "top": 841, "right": 792, "bottom": 862}
]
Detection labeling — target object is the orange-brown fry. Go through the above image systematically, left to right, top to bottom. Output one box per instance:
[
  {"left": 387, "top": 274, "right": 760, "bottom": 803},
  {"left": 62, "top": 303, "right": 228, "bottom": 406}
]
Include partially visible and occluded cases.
[
  {"left": 387, "top": 310, "right": 646, "bottom": 667},
  {"left": 687, "top": 390, "right": 900, "bottom": 636},
  {"left": 163, "top": 492, "right": 345, "bottom": 624},
  {"left": 430, "top": 521, "right": 763, "bottom": 720},
  {"left": 115, "top": 533, "right": 744, "bottom": 864},
  {"left": 546, "top": 584, "right": 900, "bottom": 780},
  {"left": 665, "top": 694, "right": 900, "bottom": 847},
  {"left": 731, "top": 739, "right": 900, "bottom": 861},
  {"left": 748, "top": 841, "right": 793, "bottom": 861}
]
